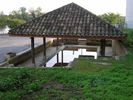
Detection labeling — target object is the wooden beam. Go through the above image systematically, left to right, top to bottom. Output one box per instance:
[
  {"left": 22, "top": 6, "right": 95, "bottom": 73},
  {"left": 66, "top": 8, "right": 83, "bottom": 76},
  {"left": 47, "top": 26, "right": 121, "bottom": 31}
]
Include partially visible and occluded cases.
[
  {"left": 9, "top": 34, "right": 126, "bottom": 40},
  {"left": 61, "top": 36, "right": 64, "bottom": 67},
  {"left": 62, "top": 36, "right": 64, "bottom": 45},
  {"left": 31, "top": 37, "right": 35, "bottom": 66},
  {"left": 43, "top": 37, "right": 46, "bottom": 67},
  {"left": 56, "top": 37, "right": 59, "bottom": 63},
  {"left": 61, "top": 37, "right": 64, "bottom": 66},
  {"left": 100, "top": 39, "right": 106, "bottom": 56},
  {"left": 61, "top": 50, "right": 63, "bottom": 67},
  {"left": 57, "top": 53, "right": 59, "bottom": 64}
]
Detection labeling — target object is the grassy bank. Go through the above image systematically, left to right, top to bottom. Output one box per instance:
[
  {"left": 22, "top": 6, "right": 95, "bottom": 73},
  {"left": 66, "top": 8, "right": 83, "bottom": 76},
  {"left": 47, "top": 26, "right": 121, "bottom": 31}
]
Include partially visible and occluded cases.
[{"left": 0, "top": 49, "right": 133, "bottom": 99}]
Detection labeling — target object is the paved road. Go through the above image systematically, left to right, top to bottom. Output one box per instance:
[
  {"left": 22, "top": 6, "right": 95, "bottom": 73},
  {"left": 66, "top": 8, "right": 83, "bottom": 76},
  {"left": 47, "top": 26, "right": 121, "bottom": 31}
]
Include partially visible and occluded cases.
[{"left": 0, "top": 34, "right": 43, "bottom": 63}]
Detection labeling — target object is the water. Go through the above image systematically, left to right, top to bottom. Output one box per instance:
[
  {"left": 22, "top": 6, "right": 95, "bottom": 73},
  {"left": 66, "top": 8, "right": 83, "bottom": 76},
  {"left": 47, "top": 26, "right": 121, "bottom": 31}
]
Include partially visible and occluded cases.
[{"left": 46, "top": 48, "right": 97, "bottom": 67}]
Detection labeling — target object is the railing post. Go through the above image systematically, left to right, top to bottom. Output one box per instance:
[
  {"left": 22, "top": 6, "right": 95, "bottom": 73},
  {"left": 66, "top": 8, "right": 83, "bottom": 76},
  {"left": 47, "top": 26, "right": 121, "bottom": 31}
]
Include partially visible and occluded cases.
[
  {"left": 31, "top": 37, "right": 35, "bottom": 66},
  {"left": 43, "top": 37, "right": 46, "bottom": 67},
  {"left": 57, "top": 37, "right": 59, "bottom": 63},
  {"left": 100, "top": 39, "right": 106, "bottom": 56}
]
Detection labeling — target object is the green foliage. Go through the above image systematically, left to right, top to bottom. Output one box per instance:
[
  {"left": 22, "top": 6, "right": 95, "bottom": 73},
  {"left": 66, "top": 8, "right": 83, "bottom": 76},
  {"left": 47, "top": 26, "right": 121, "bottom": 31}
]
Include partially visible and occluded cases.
[
  {"left": 0, "top": 7, "right": 43, "bottom": 28},
  {"left": 9, "top": 7, "right": 43, "bottom": 21},
  {"left": 10, "top": 7, "right": 30, "bottom": 21},
  {"left": 0, "top": 11, "right": 7, "bottom": 28},
  {"left": 0, "top": 11, "right": 25, "bottom": 29},
  {"left": 99, "top": 13, "right": 124, "bottom": 28},
  {"left": 0, "top": 18, "right": 6, "bottom": 28},
  {"left": 7, "top": 18, "right": 25, "bottom": 28},
  {"left": 122, "top": 29, "right": 133, "bottom": 47},
  {"left": 0, "top": 50, "right": 133, "bottom": 99},
  {"left": 72, "top": 57, "right": 112, "bottom": 73},
  {"left": 0, "top": 69, "right": 31, "bottom": 91},
  {"left": 24, "top": 81, "right": 42, "bottom": 94},
  {"left": 0, "top": 91, "right": 20, "bottom": 100}
]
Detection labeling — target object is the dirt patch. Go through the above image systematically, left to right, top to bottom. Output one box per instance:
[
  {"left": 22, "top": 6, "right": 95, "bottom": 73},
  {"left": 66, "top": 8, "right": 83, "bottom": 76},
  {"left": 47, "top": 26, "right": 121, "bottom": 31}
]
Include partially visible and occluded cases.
[
  {"left": 23, "top": 80, "right": 85, "bottom": 99},
  {"left": 42, "top": 81, "right": 85, "bottom": 99},
  {"left": 43, "top": 81, "right": 64, "bottom": 89}
]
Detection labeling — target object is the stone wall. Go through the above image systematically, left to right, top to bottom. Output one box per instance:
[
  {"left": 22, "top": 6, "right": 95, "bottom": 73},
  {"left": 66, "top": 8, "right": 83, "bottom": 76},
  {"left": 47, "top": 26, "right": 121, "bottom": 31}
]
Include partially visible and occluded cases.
[{"left": 8, "top": 41, "right": 52, "bottom": 65}]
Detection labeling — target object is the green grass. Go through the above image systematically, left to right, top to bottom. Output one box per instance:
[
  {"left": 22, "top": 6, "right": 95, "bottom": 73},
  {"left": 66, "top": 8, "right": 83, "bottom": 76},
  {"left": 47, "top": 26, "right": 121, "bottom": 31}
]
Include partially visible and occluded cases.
[
  {"left": 122, "top": 29, "right": 133, "bottom": 47},
  {"left": 0, "top": 49, "right": 133, "bottom": 99},
  {"left": 72, "top": 58, "right": 112, "bottom": 73}
]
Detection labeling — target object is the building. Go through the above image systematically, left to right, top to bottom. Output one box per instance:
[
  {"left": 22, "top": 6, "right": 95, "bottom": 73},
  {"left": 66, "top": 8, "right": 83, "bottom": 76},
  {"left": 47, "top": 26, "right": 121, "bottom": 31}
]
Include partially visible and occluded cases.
[
  {"left": 126, "top": 0, "right": 133, "bottom": 28},
  {"left": 9, "top": 3, "right": 126, "bottom": 66}
]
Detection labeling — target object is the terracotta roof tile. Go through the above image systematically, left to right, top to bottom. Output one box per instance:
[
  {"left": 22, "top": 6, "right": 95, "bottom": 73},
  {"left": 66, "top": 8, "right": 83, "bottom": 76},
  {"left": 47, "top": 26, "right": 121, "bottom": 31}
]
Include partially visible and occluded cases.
[{"left": 9, "top": 2, "right": 125, "bottom": 39}]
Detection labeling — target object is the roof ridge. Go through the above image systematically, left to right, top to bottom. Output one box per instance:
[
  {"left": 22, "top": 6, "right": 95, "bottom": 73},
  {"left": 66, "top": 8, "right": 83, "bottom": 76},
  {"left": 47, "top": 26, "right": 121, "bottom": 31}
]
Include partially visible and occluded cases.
[{"left": 9, "top": 2, "right": 125, "bottom": 39}]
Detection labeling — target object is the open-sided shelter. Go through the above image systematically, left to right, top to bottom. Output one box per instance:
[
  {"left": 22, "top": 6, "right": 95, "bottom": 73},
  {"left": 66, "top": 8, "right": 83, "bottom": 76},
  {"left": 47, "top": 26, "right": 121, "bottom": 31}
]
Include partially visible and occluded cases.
[{"left": 9, "top": 3, "right": 125, "bottom": 65}]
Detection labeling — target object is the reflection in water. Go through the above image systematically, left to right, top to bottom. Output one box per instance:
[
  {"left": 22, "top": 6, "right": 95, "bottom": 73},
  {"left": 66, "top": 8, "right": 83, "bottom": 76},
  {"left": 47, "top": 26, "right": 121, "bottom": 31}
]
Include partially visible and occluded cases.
[{"left": 46, "top": 48, "right": 97, "bottom": 67}]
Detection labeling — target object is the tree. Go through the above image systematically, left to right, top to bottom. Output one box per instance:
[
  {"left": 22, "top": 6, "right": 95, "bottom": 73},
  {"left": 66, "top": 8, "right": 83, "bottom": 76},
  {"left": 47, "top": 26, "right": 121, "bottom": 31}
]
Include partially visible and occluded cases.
[
  {"left": 0, "top": 7, "right": 44, "bottom": 29},
  {"left": 9, "top": 7, "right": 30, "bottom": 21},
  {"left": 10, "top": 7, "right": 43, "bottom": 21},
  {"left": 19, "top": 7, "right": 29, "bottom": 21},
  {"left": 29, "top": 7, "right": 43, "bottom": 18},
  {"left": 9, "top": 10, "right": 20, "bottom": 19},
  {"left": 0, "top": 11, "right": 7, "bottom": 28},
  {"left": 99, "top": 13, "right": 125, "bottom": 28},
  {"left": 7, "top": 17, "right": 25, "bottom": 28}
]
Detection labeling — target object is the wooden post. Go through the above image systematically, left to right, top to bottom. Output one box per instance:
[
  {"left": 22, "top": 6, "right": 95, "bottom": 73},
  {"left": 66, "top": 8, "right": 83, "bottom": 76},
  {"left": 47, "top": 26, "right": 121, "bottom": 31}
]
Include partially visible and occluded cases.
[
  {"left": 62, "top": 36, "right": 64, "bottom": 45},
  {"left": 31, "top": 37, "right": 35, "bottom": 66},
  {"left": 43, "top": 37, "right": 46, "bottom": 67},
  {"left": 56, "top": 37, "right": 59, "bottom": 63},
  {"left": 61, "top": 37, "right": 63, "bottom": 66},
  {"left": 100, "top": 39, "right": 106, "bottom": 56},
  {"left": 61, "top": 50, "right": 63, "bottom": 66}
]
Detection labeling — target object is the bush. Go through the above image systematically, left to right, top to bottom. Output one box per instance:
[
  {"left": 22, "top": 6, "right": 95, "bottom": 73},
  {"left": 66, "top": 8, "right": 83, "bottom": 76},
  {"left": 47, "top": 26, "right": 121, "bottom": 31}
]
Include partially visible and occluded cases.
[
  {"left": 7, "top": 18, "right": 25, "bottom": 29},
  {"left": 122, "top": 29, "right": 133, "bottom": 47},
  {"left": 0, "top": 69, "right": 31, "bottom": 91},
  {"left": 0, "top": 78, "right": 16, "bottom": 91},
  {"left": 24, "top": 81, "right": 42, "bottom": 94},
  {"left": 0, "top": 91, "right": 20, "bottom": 100}
]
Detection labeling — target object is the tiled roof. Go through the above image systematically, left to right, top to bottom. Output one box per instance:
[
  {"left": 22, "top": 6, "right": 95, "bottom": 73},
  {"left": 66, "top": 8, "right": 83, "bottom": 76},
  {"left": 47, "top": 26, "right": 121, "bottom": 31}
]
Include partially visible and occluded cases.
[{"left": 9, "top": 3, "right": 125, "bottom": 39}]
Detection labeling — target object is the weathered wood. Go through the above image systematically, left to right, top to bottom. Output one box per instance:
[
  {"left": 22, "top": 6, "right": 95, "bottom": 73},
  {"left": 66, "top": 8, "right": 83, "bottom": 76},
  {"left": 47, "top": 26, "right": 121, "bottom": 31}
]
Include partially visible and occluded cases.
[
  {"left": 9, "top": 34, "right": 125, "bottom": 40},
  {"left": 62, "top": 36, "right": 64, "bottom": 45},
  {"left": 31, "top": 37, "right": 35, "bottom": 65},
  {"left": 43, "top": 37, "right": 46, "bottom": 67},
  {"left": 56, "top": 37, "right": 59, "bottom": 63},
  {"left": 61, "top": 37, "right": 64, "bottom": 66},
  {"left": 100, "top": 39, "right": 106, "bottom": 56},
  {"left": 61, "top": 50, "right": 63, "bottom": 66}
]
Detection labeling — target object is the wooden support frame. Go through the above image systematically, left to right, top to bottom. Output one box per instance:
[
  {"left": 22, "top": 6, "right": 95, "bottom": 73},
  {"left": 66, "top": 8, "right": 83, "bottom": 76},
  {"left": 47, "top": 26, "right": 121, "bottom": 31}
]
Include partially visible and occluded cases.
[
  {"left": 10, "top": 34, "right": 125, "bottom": 40},
  {"left": 31, "top": 37, "right": 35, "bottom": 66},
  {"left": 43, "top": 37, "right": 46, "bottom": 67},
  {"left": 56, "top": 37, "right": 59, "bottom": 63},
  {"left": 61, "top": 37, "right": 64, "bottom": 66},
  {"left": 100, "top": 39, "right": 106, "bottom": 56},
  {"left": 61, "top": 50, "right": 63, "bottom": 66}
]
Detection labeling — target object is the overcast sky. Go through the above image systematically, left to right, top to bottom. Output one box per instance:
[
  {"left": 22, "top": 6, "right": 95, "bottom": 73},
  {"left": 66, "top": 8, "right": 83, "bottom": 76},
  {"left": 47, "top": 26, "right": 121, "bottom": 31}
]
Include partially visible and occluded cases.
[{"left": 0, "top": 0, "right": 126, "bottom": 16}]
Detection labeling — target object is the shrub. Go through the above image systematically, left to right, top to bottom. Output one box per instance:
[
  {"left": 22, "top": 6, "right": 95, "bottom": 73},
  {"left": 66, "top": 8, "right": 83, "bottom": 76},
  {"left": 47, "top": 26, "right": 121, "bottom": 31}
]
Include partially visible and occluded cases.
[
  {"left": 122, "top": 29, "right": 133, "bottom": 47},
  {"left": 0, "top": 69, "right": 31, "bottom": 91},
  {"left": 24, "top": 81, "right": 42, "bottom": 94},
  {"left": 0, "top": 91, "right": 20, "bottom": 100}
]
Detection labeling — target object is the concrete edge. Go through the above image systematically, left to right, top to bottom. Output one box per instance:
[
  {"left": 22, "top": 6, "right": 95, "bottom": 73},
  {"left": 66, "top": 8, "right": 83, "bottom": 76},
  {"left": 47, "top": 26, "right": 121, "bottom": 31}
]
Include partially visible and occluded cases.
[
  {"left": 6, "top": 41, "right": 52, "bottom": 65},
  {"left": 0, "top": 62, "right": 8, "bottom": 67}
]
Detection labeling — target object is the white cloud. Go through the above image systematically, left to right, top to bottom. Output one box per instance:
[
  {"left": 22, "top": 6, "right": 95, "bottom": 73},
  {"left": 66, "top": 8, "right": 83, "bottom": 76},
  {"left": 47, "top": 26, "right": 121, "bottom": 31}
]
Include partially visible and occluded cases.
[{"left": 0, "top": 0, "right": 126, "bottom": 16}]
